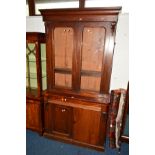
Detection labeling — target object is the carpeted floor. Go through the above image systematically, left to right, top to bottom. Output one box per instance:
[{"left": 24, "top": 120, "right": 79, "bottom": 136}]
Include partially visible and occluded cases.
[{"left": 26, "top": 130, "right": 129, "bottom": 155}]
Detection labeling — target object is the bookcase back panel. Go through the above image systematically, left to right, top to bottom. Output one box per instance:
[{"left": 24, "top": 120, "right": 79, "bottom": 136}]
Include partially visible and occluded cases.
[
  {"left": 54, "top": 27, "right": 74, "bottom": 69},
  {"left": 81, "top": 27, "right": 105, "bottom": 72},
  {"left": 55, "top": 73, "right": 72, "bottom": 88},
  {"left": 81, "top": 76, "right": 100, "bottom": 91}
]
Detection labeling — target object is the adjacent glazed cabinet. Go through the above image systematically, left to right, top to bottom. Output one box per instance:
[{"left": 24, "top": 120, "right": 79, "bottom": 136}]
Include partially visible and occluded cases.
[
  {"left": 40, "top": 7, "right": 121, "bottom": 151},
  {"left": 26, "top": 32, "right": 46, "bottom": 134}
]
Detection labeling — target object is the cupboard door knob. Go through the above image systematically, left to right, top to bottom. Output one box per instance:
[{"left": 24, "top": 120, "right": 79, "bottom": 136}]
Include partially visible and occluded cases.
[{"left": 62, "top": 109, "right": 66, "bottom": 112}]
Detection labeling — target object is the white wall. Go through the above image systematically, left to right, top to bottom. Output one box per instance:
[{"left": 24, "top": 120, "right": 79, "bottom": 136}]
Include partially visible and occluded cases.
[
  {"left": 26, "top": 0, "right": 129, "bottom": 16},
  {"left": 26, "top": 13, "right": 129, "bottom": 90},
  {"left": 110, "top": 13, "right": 129, "bottom": 90},
  {"left": 26, "top": 16, "right": 45, "bottom": 32}
]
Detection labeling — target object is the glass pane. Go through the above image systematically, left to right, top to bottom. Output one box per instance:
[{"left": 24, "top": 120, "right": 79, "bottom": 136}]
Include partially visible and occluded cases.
[
  {"left": 54, "top": 27, "right": 73, "bottom": 69},
  {"left": 54, "top": 27, "right": 73, "bottom": 88},
  {"left": 81, "top": 27, "right": 105, "bottom": 72},
  {"left": 26, "top": 43, "right": 38, "bottom": 90},
  {"left": 41, "top": 43, "right": 47, "bottom": 90},
  {"left": 55, "top": 73, "right": 71, "bottom": 88},
  {"left": 81, "top": 76, "right": 100, "bottom": 91},
  {"left": 42, "top": 77, "right": 47, "bottom": 90},
  {"left": 30, "top": 78, "right": 38, "bottom": 88}
]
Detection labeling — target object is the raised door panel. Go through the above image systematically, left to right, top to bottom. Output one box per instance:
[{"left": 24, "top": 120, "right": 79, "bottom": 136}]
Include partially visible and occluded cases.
[
  {"left": 26, "top": 101, "right": 41, "bottom": 130},
  {"left": 44, "top": 102, "right": 53, "bottom": 133},
  {"left": 44, "top": 103, "right": 72, "bottom": 137},
  {"left": 52, "top": 104, "right": 72, "bottom": 137},
  {"left": 73, "top": 108, "right": 102, "bottom": 145}
]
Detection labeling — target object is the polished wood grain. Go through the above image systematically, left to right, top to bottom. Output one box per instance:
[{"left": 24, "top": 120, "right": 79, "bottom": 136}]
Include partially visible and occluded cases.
[
  {"left": 40, "top": 7, "right": 121, "bottom": 150},
  {"left": 40, "top": 7, "right": 121, "bottom": 23},
  {"left": 43, "top": 93, "right": 109, "bottom": 151},
  {"left": 26, "top": 100, "right": 42, "bottom": 133},
  {"left": 44, "top": 102, "right": 52, "bottom": 133},
  {"left": 52, "top": 104, "right": 73, "bottom": 137},
  {"left": 73, "top": 108, "right": 101, "bottom": 145}
]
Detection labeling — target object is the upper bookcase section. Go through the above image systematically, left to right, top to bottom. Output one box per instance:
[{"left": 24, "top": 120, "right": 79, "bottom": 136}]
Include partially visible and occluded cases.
[{"left": 39, "top": 7, "right": 122, "bottom": 22}]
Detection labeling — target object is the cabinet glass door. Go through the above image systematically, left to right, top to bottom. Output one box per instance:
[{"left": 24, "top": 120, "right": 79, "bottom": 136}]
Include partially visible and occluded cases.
[
  {"left": 53, "top": 27, "right": 74, "bottom": 88},
  {"left": 81, "top": 27, "right": 106, "bottom": 92},
  {"left": 26, "top": 43, "right": 38, "bottom": 95},
  {"left": 41, "top": 43, "right": 47, "bottom": 90}
]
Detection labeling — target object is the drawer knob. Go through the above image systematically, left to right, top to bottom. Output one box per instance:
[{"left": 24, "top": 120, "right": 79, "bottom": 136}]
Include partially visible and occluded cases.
[
  {"left": 79, "top": 18, "right": 82, "bottom": 21},
  {"left": 61, "top": 98, "right": 66, "bottom": 102}
]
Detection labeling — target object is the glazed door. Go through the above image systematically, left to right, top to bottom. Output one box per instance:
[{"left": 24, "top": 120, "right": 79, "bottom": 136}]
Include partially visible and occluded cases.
[
  {"left": 74, "top": 22, "right": 114, "bottom": 93},
  {"left": 46, "top": 23, "right": 76, "bottom": 90},
  {"left": 81, "top": 26, "right": 105, "bottom": 92},
  {"left": 26, "top": 42, "right": 38, "bottom": 96},
  {"left": 44, "top": 102, "right": 73, "bottom": 137}
]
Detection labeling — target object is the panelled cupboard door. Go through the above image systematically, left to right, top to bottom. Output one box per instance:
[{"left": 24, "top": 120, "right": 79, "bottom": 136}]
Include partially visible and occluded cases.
[
  {"left": 26, "top": 101, "right": 41, "bottom": 130},
  {"left": 44, "top": 102, "right": 72, "bottom": 137},
  {"left": 72, "top": 107, "right": 104, "bottom": 146}
]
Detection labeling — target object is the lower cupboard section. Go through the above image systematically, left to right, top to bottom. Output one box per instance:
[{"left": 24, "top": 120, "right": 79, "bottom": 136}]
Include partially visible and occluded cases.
[
  {"left": 26, "top": 99, "right": 43, "bottom": 134},
  {"left": 43, "top": 100, "right": 109, "bottom": 151}
]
